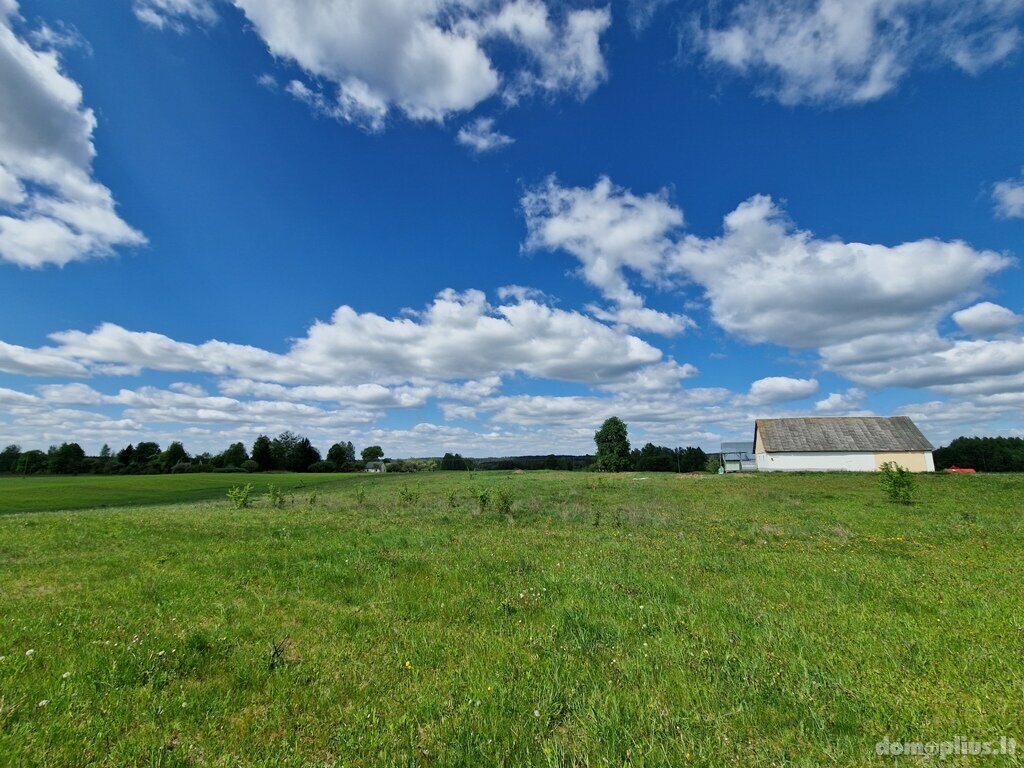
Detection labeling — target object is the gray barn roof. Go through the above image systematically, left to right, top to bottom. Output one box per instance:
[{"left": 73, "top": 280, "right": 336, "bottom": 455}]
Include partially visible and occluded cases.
[{"left": 755, "top": 416, "right": 934, "bottom": 453}]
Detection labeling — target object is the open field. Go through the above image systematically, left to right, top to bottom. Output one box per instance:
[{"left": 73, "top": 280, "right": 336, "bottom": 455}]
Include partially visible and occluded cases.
[
  {"left": 0, "top": 471, "right": 1021, "bottom": 766},
  {"left": 0, "top": 473, "right": 354, "bottom": 515}
]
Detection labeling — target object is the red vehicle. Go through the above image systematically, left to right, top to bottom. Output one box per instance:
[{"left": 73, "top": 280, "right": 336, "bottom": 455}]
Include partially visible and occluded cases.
[{"left": 944, "top": 466, "right": 977, "bottom": 474}]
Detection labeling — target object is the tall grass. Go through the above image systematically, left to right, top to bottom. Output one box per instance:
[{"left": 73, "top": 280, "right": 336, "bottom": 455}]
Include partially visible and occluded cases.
[{"left": 0, "top": 471, "right": 1020, "bottom": 766}]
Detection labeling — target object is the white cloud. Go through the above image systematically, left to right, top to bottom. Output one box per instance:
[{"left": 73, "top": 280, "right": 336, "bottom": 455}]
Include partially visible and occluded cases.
[
  {"left": 133, "top": 0, "right": 218, "bottom": 31},
  {"left": 164, "top": 0, "right": 611, "bottom": 131},
  {"left": 471, "top": 0, "right": 611, "bottom": 103},
  {"left": 699, "top": 0, "right": 1024, "bottom": 105},
  {"left": 0, "top": 2, "right": 145, "bottom": 267},
  {"left": 456, "top": 117, "right": 514, "bottom": 153},
  {"left": 523, "top": 175, "right": 695, "bottom": 335},
  {"left": 523, "top": 175, "right": 1020, "bottom": 400},
  {"left": 993, "top": 176, "right": 1024, "bottom": 219},
  {"left": 525, "top": 177, "right": 1012, "bottom": 353},
  {"left": 675, "top": 194, "right": 1012, "bottom": 349},
  {"left": 18, "top": 289, "right": 668, "bottom": 387},
  {"left": 952, "top": 301, "right": 1022, "bottom": 335},
  {"left": 827, "top": 334, "right": 1024, "bottom": 391},
  {"left": 0, "top": 338, "right": 87, "bottom": 376},
  {"left": 742, "top": 376, "right": 819, "bottom": 405},
  {"left": 814, "top": 387, "right": 866, "bottom": 412}
]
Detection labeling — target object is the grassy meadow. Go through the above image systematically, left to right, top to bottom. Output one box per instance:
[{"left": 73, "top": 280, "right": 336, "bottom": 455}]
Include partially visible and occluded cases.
[
  {"left": 0, "top": 471, "right": 1021, "bottom": 766},
  {"left": 0, "top": 473, "right": 354, "bottom": 515}
]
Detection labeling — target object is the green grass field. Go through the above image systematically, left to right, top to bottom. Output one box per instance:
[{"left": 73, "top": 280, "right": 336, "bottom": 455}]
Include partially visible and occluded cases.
[
  {"left": 1, "top": 471, "right": 1021, "bottom": 766},
  {"left": 0, "top": 473, "right": 354, "bottom": 515}
]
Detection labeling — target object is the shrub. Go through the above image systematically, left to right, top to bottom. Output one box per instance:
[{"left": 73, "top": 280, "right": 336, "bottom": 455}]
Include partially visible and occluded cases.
[
  {"left": 241, "top": 460, "right": 259, "bottom": 473},
  {"left": 307, "top": 460, "right": 337, "bottom": 473},
  {"left": 880, "top": 462, "right": 916, "bottom": 505},
  {"left": 227, "top": 483, "right": 253, "bottom": 509},
  {"left": 266, "top": 484, "right": 286, "bottom": 509},
  {"left": 398, "top": 486, "right": 420, "bottom": 506},
  {"left": 495, "top": 487, "right": 514, "bottom": 516},
  {"left": 476, "top": 488, "right": 491, "bottom": 513}
]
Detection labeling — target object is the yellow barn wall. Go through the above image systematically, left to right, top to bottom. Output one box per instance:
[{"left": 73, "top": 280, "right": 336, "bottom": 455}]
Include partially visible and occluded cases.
[{"left": 873, "top": 452, "right": 931, "bottom": 472}]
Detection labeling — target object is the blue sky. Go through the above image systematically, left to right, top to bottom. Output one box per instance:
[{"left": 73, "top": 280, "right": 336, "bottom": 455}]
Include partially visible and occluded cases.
[{"left": 1, "top": 0, "right": 1023, "bottom": 457}]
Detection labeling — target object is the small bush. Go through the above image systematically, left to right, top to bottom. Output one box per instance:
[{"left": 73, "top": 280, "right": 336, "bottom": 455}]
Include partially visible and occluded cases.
[
  {"left": 241, "top": 460, "right": 259, "bottom": 473},
  {"left": 307, "top": 460, "right": 337, "bottom": 473},
  {"left": 880, "top": 461, "right": 916, "bottom": 505},
  {"left": 227, "top": 483, "right": 253, "bottom": 509},
  {"left": 266, "top": 484, "right": 286, "bottom": 509},
  {"left": 398, "top": 486, "right": 419, "bottom": 506},
  {"left": 495, "top": 487, "right": 514, "bottom": 516},
  {"left": 353, "top": 488, "right": 367, "bottom": 506},
  {"left": 476, "top": 488, "right": 491, "bottom": 513},
  {"left": 446, "top": 489, "right": 458, "bottom": 509}
]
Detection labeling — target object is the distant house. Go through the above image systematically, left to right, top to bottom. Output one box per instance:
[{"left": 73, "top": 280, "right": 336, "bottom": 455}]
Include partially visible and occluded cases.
[
  {"left": 754, "top": 416, "right": 935, "bottom": 473},
  {"left": 720, "top": 441, "right": 756, "bottom": 473},
  {"left": 365, "top": 461, "right": 387, "bottom": 473}
]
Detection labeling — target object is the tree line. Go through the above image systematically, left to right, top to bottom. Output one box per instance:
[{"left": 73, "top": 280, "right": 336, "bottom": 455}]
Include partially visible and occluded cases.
[
  {"left": 593, "top": 417, "right": 710, "bottom": 472},
  {"left": 0, "top": 433, "right": 387, "bottom": 476},
  {"left": 933, "top": 436, "right": 1024, "bottom": 472}
]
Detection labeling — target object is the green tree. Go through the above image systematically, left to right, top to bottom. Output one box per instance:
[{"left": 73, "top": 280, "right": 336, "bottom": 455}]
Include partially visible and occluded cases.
[
  {"left": 595, "top": 417, "right": 631, "bottom": 472},
  {"left": 271, "top": 431, "right": 301, "bottom": 470},
  {"left": 251, "top": 435, "right": 273, "bottom": 471},
  {"left": 291, "top": 438, "right": 321, "bottom": 472},
  {"left": 161, "top": 441, "right": 189, "bottom": 472},
  {"left": 327, "top": 441, "right": 356, "bottom": 468},
  {"left": 134, "top": 442, "right": 161, "bottom": 470},
  {"left": 220, "top": 442, "right": 249, "bottom": 468},
  {"left": 47, "top": 443, "right": 86, "bottom": 474},
  {"left": 0, "top": 444, "right": 21, "bottom": 473},
  {"left": 116, "top": 444, "right": 135, "bottom": 466},
  {"left": 361, "top": 445, "right": 384, "bottom": 462},
  {"left": 677, "top": 446, "right": 708, "bottom": 473},
  {"left": 16, "top": 450, "right": 47, "bottom": 475},
  {"left": 440, "top": 452, "right": 468, "bottom": 470}
]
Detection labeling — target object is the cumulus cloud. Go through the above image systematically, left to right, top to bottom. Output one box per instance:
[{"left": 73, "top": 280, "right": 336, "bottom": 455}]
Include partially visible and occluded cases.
[
  {"left": 699, "top": 0, "right": 1024, "bottom": 105},
  {"left": 145, "top": 1, "right": 611, "bottom": 131},
  {"left": 0, "top": 2, "right": 145, "bottom": 267},
  {"left": 456, "top": 117, "right": 515, "bottom": 153},
  {"left": 523, "top": 175, "right": 695, "bottom": 335},
  {"left": 524, "top": 175, "right": 1019, "bottom": 398},
  {"left": 526, "top": 176, "right": 1011, "bottom": 355},
  {"left": 993, "top": 176, "right": 1024, "bottom": 219},
  {"left": 675, "top": 194, "right": 1012, "bottom": 348},
  {"left": 13, "top": 289, "right": 668, "bottom": 387},
  {"left": 952, "top": 301, "right": 1022, "bottom": 335},
  {"left": 0, "top": 339, "right": 87, "bottom": 376},
  {"left": 741, "top": 376, "right": 819, "bottom": 405},
  {"left": 814, "top": 387, "right": 866, "bottom": 412}
]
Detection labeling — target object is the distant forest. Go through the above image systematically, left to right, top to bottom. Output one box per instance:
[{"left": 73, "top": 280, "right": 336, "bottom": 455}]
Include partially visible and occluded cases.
[
  {"left": 0, "top": 432, "right": 709, "bottom": 476},
  {"left": 933, "top": 436, "right": 1024, "bottom": 472}
]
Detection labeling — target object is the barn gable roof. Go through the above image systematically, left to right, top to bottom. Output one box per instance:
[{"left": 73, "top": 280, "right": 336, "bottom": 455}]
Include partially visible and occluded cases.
[{"left": 755, "top": 416, "right": 934, "bottom": 453}]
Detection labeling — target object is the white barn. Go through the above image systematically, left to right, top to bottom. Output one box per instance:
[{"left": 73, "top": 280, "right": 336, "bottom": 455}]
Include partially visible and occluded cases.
[{"left": 754, "top": 416, "right": 935, "bottom": 473}]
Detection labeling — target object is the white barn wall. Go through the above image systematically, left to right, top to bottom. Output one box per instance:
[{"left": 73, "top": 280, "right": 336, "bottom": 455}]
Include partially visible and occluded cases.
[{"left": 755, "top": 452, "right": 877, "bottom": 472}]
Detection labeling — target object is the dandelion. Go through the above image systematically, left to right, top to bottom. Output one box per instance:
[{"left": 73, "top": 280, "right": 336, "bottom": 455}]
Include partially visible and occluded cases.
[
  {"left": 25, "top": 649, "right": 34, "bottom": 657},
  {"left": 404, "top": 660, "right": 412, "bottom": 669},
  {"left": 181, "top": 701, "right": 188, "bottom": 708},
  {"left": 533, "top": 709, "right": 540, "bottom": 717}
]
